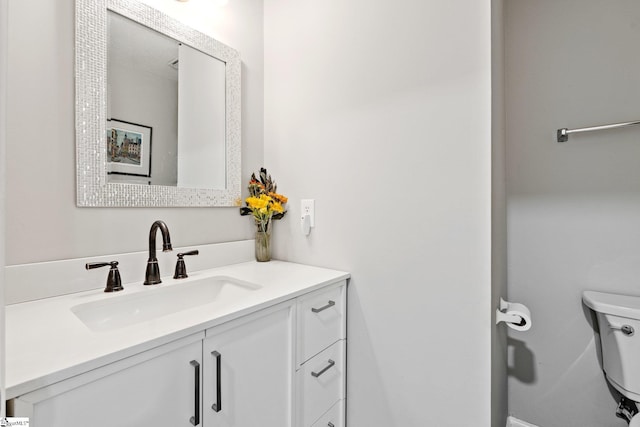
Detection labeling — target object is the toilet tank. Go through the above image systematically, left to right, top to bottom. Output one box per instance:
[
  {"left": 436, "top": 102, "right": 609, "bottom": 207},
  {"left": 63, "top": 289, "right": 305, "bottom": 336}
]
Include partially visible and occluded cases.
[{"left": 583, "top": 291, "right": 640, "bottom": 401}]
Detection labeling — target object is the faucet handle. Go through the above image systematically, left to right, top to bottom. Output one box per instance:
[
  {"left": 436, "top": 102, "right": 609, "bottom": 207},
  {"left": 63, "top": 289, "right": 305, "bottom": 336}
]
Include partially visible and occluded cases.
[
  {"left": 174, "top": 250, "right": 199, "bottom": 279},
  {"left": 86, "top": 261, "right": 124, "bottom": 292}
]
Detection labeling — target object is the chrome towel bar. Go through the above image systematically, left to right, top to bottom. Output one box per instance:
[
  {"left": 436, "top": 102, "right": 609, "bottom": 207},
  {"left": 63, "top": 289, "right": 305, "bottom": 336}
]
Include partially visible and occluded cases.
[{"left": 557, "top": 120, "right": 640, "bottom": 142}]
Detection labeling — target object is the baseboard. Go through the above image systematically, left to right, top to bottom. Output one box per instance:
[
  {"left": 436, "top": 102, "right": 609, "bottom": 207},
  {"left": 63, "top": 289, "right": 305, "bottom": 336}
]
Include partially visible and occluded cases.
[{"left": 507, "top": 416, "right": 540, "bottom": 427}]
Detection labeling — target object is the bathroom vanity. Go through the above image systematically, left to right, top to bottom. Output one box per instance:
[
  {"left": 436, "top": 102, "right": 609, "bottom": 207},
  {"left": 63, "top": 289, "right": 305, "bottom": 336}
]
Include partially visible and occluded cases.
[
  {"left": 4, "top": 0, "right": 349, "bottom": 423},
  {"left": 5, "top": 254, "right": 348, "bottom": 427}
]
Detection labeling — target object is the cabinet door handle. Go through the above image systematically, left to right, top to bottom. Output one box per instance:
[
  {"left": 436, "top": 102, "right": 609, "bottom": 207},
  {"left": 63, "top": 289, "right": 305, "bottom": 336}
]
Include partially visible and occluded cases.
[
  {"left": 311, "top": 300, "right": 335, "bottom": 313},
  {"left": 211, "top": 351, "right": 222, "bottom": 412},
  {"left": 311, "top": 359, "right": 336, "bottom": 378},
  {"left": 189, "top": 360, "right": 200, "bottom": 426},
  {"left": 328, "top": 423, "right": 335, "bottom": 427}
]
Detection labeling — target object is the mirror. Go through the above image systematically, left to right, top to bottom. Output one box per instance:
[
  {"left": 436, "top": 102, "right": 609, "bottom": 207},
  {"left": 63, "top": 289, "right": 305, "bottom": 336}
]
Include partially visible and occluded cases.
[
  {"left": 76, "top": 0, "right": 241, "bottom": 207},
  {"left": 107, "top": 11, "right": 227, "bottom": 189}
]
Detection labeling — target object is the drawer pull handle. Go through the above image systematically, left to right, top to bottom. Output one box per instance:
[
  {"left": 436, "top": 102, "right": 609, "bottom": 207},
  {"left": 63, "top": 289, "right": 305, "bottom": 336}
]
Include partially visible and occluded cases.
[
  {"left": 311, "top": 300, "right": 335, "bottom": 313},
  {"left": 211, "top": 351, "right": 222, "bottom": 412},
  {"left": 311, "top": 359, "right": 336, "bottom": 378},
  {"left": 189, "top": 360, "right": 200, "bottom": 426},
  {"left": 328, "top": 423, "right": 335, "bottom": 427}
]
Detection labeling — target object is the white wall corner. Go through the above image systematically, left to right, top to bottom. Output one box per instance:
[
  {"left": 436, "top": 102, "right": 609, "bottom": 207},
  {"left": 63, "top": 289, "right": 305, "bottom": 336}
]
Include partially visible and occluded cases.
[{"left": 507, "top": 416, "right": 540, "bottom": 427}]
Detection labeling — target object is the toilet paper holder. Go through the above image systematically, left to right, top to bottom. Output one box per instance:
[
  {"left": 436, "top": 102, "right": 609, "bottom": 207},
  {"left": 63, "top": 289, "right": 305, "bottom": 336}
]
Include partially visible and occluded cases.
[{"left": 496, "top": 298, "right": 530, "bottom": 329}]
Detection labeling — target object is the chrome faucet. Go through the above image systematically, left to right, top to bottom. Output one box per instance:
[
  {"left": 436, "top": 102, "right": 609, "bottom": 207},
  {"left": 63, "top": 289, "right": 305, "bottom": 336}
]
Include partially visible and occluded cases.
[{"left": 144, "top": 220, "right": 173, "bottom": 285}]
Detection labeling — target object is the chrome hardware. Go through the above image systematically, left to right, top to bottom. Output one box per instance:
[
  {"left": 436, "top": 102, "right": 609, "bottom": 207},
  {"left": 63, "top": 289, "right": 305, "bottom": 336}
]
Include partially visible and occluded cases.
[
  {"left": 557, "top": 119, "right": 640, "bottom": 142},
  {"left": 311, "top": 300, "right": 335, "bottom": 313},
  {"left": 610, "top": 323, "right": 635, "bottom": 336},
  {"left": 211, "top": 351, "right": 222, "bottom": 412},
  {"left": 311, "top": 359, "right": 336, "bottom": 378},
  {"left": 190, "top": 360, "right": 200, "bottom": 426}
]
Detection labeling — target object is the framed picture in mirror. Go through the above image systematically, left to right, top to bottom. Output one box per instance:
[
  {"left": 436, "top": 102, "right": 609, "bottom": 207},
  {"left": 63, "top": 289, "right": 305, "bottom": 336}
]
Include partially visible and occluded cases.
[{"left": 106, "top": 119, "right": 152, "bottom": 178}]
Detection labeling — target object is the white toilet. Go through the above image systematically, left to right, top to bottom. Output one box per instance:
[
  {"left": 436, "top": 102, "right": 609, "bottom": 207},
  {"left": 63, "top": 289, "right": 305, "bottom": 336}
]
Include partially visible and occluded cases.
[{"left": 583, "top": 291, "right": 640, "bottom": 426}]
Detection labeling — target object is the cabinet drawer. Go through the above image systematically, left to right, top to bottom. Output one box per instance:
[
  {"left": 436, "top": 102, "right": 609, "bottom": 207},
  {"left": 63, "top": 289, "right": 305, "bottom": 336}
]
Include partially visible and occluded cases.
[
  {"left": 297, "top": 283, "right": 345, "bottom": 365},
  {"left": 297, "top": 340, "right": 345, "bottom": 427},
  {"left": 311, "top": 400, "right": 344, "bottom": 427}
]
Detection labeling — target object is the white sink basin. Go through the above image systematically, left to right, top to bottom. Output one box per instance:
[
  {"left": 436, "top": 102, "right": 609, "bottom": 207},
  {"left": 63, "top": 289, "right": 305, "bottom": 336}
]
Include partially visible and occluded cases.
[{"left": 71, "top": 276, "right": 261, "bottom": 332}]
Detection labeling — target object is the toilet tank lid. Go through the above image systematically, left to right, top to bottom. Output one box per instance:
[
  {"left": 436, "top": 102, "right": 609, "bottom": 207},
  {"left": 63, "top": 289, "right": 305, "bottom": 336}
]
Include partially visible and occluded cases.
[{"left": 583, "top": 291, "right": 640, "bottom": 319}]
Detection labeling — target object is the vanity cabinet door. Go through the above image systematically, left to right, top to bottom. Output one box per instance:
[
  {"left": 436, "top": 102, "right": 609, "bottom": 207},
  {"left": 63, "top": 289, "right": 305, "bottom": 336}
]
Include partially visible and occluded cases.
[
  {"left": 202, "top": 303, "right": 294, "bottom": 427},
  {"left": 13, "top": 338, "right": 203, "bottom": 427}
]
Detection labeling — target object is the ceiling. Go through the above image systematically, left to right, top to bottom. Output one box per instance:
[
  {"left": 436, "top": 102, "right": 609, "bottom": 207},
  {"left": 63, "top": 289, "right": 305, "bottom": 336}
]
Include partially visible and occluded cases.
[{"left": 108, "top": 11, "right": 179, "bottom": 82}]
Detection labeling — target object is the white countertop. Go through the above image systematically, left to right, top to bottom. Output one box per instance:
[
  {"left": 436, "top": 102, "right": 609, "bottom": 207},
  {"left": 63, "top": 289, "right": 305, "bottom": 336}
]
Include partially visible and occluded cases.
[{"left": 5, "top": 260, "right": 349, "bottom": 399}]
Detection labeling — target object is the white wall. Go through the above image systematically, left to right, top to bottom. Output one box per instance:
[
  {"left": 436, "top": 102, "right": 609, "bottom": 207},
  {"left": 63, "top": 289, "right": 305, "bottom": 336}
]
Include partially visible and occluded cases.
[
  {"left": 5, "top": 0, "right": 263, "bottom": 266},
  {"left": 264, "top": 0, "right": 493, "bottom": 425},
  {"left": 491, "top": 1, "right": 508, "bottom": 426},
  {"left": 506, "top": 1, "right": 640, "bottom": 426},
  {"left": 177, "top": 44, "right": 226, "bottom": 189},
  {"left": 109, "top": 64, "right": 178, "bottom": 186}
]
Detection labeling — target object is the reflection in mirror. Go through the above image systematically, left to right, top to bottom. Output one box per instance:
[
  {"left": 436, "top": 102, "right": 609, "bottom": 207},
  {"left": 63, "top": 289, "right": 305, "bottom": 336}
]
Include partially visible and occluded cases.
[
  {"left": 76, "top": 0, "right": 241, "bottom": 207},
  {"left": 107, "top": 11, "right": 226, "bottom": 189}
]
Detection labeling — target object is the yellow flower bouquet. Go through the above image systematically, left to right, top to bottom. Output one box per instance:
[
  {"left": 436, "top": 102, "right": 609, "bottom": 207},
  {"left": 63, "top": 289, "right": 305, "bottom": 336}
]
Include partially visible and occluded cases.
[{"left": 240, "top": 168, "right": 288, "bottom": 261}]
